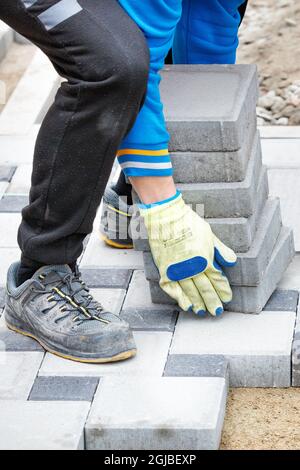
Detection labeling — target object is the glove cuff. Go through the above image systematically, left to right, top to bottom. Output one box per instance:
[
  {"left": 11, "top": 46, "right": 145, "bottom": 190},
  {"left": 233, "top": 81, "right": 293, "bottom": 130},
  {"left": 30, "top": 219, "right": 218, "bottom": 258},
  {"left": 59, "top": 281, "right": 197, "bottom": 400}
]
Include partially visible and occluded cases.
[{"left": 138, "top": 190, "right": 182, "bottom": 214}]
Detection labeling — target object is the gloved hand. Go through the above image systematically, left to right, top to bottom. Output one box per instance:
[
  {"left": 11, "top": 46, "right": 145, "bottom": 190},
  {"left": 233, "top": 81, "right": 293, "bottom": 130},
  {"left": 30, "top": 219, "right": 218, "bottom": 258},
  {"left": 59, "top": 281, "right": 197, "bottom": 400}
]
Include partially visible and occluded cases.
[{"left": 140, "top": 192, "right": 237, "bottom": 316}]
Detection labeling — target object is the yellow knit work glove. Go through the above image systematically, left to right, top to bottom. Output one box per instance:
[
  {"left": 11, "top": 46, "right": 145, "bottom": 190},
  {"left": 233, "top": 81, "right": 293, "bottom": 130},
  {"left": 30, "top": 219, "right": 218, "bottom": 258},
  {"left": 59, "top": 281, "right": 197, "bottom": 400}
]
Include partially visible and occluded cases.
[{"left": 140, "top": 192, "right": 237, "bottom": 316}]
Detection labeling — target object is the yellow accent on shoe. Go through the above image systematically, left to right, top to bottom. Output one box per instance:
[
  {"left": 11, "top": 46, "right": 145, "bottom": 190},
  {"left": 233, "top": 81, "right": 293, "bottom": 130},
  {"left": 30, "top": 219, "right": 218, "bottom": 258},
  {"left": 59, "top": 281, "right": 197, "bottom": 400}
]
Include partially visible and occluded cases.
[
  {"left": 107, "top": 204, "right": 131, "bottom": 218},
  {"left": 100, "top": 233, "right": 133, "bottom": 249},
  {"left": 5, "top": 321, "right": 136, "bottom": 364}
]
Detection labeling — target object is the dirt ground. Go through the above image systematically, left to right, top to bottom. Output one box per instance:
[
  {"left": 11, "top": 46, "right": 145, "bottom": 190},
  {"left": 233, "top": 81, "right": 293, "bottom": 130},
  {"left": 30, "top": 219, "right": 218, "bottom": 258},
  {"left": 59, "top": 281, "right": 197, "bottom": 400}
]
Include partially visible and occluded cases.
[
  {"left": 238, "top": 0, "right": 300, "bottom": 125},
  {"left": 221, "top": 388, "right": 300, "bottom": 450}
]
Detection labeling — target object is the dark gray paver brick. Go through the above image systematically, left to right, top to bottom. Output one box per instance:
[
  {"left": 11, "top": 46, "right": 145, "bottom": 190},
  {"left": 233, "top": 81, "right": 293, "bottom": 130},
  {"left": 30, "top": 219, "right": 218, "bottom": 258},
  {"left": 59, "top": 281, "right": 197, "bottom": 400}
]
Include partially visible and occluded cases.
[
  {"left": 0, "top": 166, "right": 16, "bottom": 182},
  {"left": 0, "top": 195, "right": 28, "bottom": 212},
  {"left": 80, "top": 268, "right": 132, "bottom": 289},
  {"left": 264, "top": 289, "right": 299, "bottom": 312},
  {"left": 120, "top": 307, "right": 179, "bottom": 332},
  {"left": 164, "top": 354, "right": 229, "bottom": 379},
  {"left": 28, "top": 376, "right": 100, "bottom": 401}
]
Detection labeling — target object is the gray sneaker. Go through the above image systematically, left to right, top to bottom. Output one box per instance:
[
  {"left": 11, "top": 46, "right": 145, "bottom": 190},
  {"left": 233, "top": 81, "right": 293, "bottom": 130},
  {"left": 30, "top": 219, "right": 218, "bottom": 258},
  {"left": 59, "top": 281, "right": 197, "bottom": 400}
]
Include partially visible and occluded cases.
[{"left": 4, "top": 262, "right": 136, "bottom": 363}]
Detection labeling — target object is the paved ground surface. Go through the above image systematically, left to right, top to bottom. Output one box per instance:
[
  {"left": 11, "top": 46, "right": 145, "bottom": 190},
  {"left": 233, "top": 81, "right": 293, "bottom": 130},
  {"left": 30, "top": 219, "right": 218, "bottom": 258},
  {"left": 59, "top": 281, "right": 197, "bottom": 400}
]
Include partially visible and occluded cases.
[{"left": 1, "top": 33, "right": 300, "bottom": 449}]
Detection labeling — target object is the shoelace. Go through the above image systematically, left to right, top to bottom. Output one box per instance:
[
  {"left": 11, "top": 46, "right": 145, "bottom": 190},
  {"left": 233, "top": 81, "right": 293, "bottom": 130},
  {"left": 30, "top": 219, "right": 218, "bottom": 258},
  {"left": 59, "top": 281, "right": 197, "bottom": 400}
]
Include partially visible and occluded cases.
[{"left": 31, "top": 268, "right": 110, "bottom": 325}]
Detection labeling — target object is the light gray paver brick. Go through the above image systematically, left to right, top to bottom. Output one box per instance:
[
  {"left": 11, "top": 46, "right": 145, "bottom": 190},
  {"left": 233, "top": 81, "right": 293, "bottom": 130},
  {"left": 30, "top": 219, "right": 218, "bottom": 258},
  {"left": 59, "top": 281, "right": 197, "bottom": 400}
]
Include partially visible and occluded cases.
[
  {"left": 161, "top": 64, "right": 258, "bottom": 152},
  {"left": 7, "top": 164, "right": 32, "bottom": 194},
  {"left": 0, "top": 166, "right": 16, "bottom": 182},
  {"left": 268, "top": 168, "right": 300, "bottom": 250},
  {"left": 0, "top": 195, "right": 28, "bottom": 212},
  {"left": 0, "top": 213, "right": 21, "bottom": 247},
  {"left": 80, "top": 232, "right": 143, "bottom": 269},
  {"left": 0, "top": 247, "right": 21, "bottom": 286},
  {"left": 90, "top": 288, "right": 126, "bottom": 315},
  {"left": 170, "top": 310, "right": 296, "bottom": 387},
  {"left": 39, "top": 331, "right": 172, "bottom": 377},
  {"left": 0, "top": 352, "right": 44, "bottom": 400},
  {"left": 85, "top": 376, "right": 227, "bottom": 450},
  {"left": 0, "top": 401, "right": 89, "bottom": 449}
]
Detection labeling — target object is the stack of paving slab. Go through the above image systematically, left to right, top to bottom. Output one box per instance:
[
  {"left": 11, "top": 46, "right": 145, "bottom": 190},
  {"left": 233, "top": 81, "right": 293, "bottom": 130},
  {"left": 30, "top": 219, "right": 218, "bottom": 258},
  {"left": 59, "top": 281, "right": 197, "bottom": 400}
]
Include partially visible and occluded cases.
[{"left": 133, "top": 65, "right": 295, "bottom": 314}]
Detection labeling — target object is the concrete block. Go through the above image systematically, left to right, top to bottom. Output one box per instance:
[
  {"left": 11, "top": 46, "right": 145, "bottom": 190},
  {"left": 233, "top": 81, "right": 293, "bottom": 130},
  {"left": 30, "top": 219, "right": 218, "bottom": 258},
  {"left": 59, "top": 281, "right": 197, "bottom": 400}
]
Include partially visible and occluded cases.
[
  {"left": 0, "top": 22, "right": 13, "bottom": 63},
  {"left": 161, "top": 64, "right": 258, "bottom": 152},
  {"left": 172, "top": 128, "right": 255, "bottom": 184},
  {"left": 0, "top": 134, "right": 36, "bottom": 166},
  {"left": 178, "top": 134, "right": 264, "bottom": 218},
  {"left": 262, "top": 139, "right": 300, "bottom": 169},
  {"left": 133, "top": 160, "right": 268, "bottom": 253},
  {"left": 7, "top": 164, "right": 32, "bottom": 195},
  {"left": 0, "top": 166, "right": 16, "bottom": 182},
  {"left": 208, "top": 166, "right": 268, "bottom": 252},
  {"left": 268, "top": 168, "right": 300, "bottom": 250},
  {"left": 0, "top": 182, "right": 8, "bottom": 199},
  {"left": 0, "top": 195, "right": 28, "bottom": 213},
  {"left": 144, "top": 199, "right": 282, "bottom": 287},
  {"left": 0, "top": 213, "right": 21, "bottom": 247},
  {"left": 149, "top": 227, "right": 295, "bottom": 314},
  {"left": 80, "top": 232, "right": 143, "bottom": 269},
  {"left": 0, "top": 247, "right": 21, "bottom": 286},
  {"left": 80, "top": 267, "right": 132, "bottom": 289},
  {"left": 121, "top": 270, "right": 178, "bottom": 331},
  {"left": 90, "top": 288, "right": 126, "bottom": 315},
  {"left": 170, "top": 310, "right": 296, "bottom": 387},
  {"left": 39, "top": 331, "right": 172, "bottom": 377},
  {"left": 0, "top": 352, "right": 44, "bottom": 399},
  {"left": 164, "top": 355, "right": 229, "bottom": 380},
  {"left": 29, "top": 376, "right": 99, "bottom": 401},
  {"left": 85, "top": 376, "right": 227, "bottom": 450},
  {"left": 0, "top": 401, "right": 89, "bottom": 449}
]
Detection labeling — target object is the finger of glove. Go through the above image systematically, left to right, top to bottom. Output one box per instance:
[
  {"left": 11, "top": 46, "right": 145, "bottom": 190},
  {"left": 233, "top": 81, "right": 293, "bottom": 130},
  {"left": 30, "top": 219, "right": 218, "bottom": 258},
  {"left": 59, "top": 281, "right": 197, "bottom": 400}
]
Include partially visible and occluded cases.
[
  {"left": 213, "top": 234, "right": 237, "bottom": 268},
  {"left": 206, "top": 265, "right": 233, "bottom": 304},
  {"left": 193, "top": 273, "right": 224, "bottom": 317},
  {"left": 179, "top": 279, "right": 206, "bottom": 316},
  {"left": 161, "top": 281, "right": 193, "bottom": 312}
]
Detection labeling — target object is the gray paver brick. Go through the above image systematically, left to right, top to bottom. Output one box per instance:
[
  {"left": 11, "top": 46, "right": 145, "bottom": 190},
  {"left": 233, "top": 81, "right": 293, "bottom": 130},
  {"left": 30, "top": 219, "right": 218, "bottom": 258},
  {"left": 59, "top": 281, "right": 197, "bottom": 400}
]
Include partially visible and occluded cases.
[
  {"left": 161, "top": 64, "right": 258, "bottom": 152},
  {"left": 178, "top": 135, "right": 264, "bottom": 218},
  {"left": 0, "top": 166, "right": 16, "bottom": 182},
  {"left": 0, "top": 195, "right": 28, "bottom": 213},
  {"left": 80, "top": 267, "right": 132, "bottom": 289},
  {"left": 170, "top": 310, "right": 296, "bottom": 387},
  {"left": 164, "top": 354, "right": 229, "bottom": 380},
  {"left": 85, "top": 376, "right": 227, "bottom": 450},
  {"left": 0, "top": 401, "right": 89, "bottom": 450}
]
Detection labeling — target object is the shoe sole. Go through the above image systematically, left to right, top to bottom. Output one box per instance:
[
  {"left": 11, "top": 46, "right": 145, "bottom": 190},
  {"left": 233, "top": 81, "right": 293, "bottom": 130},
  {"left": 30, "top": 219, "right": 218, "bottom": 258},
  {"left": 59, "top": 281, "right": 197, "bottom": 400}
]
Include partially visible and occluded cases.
[
  {"left": 100, "top": 233, "right": 133, "bottom": 249},
  {"left": 5, "top": 321, "right": 137, "bottom": 364}
]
